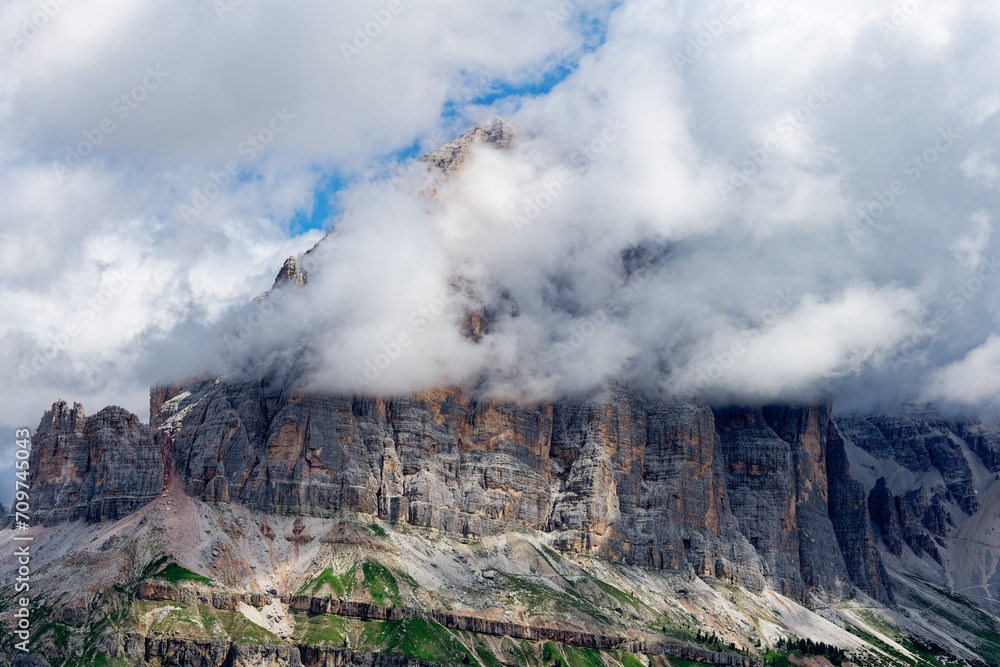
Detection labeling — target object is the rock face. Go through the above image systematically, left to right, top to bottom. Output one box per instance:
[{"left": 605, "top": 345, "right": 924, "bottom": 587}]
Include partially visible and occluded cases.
[
  {"left": 419, "top": 116, "right": 514, "bottom": 175},
  {"left": 273, "top": 256, "right": 307, "bottom": 288},
  {"left": 29, "top": 378, "right": 897, "bottom": 604},
  {"left": 161, "top": 382, "right": 776, "bottom": 589},
  {"left": 29, "top": 400, "right": 164, "bottom": 524},
  {"left": 710, "top": 404, "right": 891, "bottom": 602},
  {"left": 834, "top": 408, "right": 1000, "bottom": 616},
  {"left": 837, "top": 410, "right": 987, "bottom": 564},
  {"left": 838, "top": 411, "right": 980, "bottom": 516},
  {"left": 952, "top": 419, "right": 1000, "bottom": 472},
  {"left": 825, "top": 423, "right": 893, "bottom": 603},
  {"left": 866, "top": 476, "right": 951, "bottom": 563},
  {"left": 102, "top": 632, "right": 475, "bottom": 667},
  {"left": 11, "top": 654, "right": 53, "bottom": 667}
]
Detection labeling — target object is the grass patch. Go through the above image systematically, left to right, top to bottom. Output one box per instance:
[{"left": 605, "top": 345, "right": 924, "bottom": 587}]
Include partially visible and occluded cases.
[
  {"left": 368, "top": 523, "right": 389, "bottom": 538},
  {"left": 531, "top": 543, "right": 565, "bottom": 576},
  {"left": 141, "top": 555, "right": 171, "bottom": 580},
  {"left": 362, "top": 560, "right": 400, "bottom": 606},
  {"left": 154, "top": 562, "right": 213, "bottom": 585},
  {"left": 300, "top": 564, "right": 356, "bottom": 598},
  {"left": 397, "top": 569, "right": 421, "bottom": 591},
  {"left": 493, "top": 572, "right": 614, "bottom": 626},
  {"left": 592, "top": 579, "right": 656, "bottom": 618},
  {"left": 131, "top": 600, "right": 277, "bottom": 644},
  {"left": 204, "top": 606, "right": 277, "bottom": 644},
  {"left": 293, "top": 611, "right": 349, "bottom": 645},
  {"left": 360, "top": 616, "right": 477, "bottom": 664},
  {"left": 841, "top": 623, "right": 946, "bottom": 667},
  {"left": 502, "top": 637, "right": 534, "bottom": 666},
  {"left": 475, "top": 640, "right": 505, "bottom": 667},
  {"left": 543, "top": 641, "right": 569, "bottom": 667},
  {"left": 562, "top": 644, "right": 604, "bottom": 667},
  {"left": 763, "top": 650, "right": 789, "bottom": 667},
  {"left": 620, "top": 652, "right": 644, "bottom": 667}
]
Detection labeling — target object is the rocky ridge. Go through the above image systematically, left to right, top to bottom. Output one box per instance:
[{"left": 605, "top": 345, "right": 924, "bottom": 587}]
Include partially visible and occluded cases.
[
  {"left": 418, "top": 116, "right": 514, "bottom": 175},
  {"left": 31, "top": 384, "right": 892, "bottom": 606},
  {"left": 29, "top": 400, "right": 165, "bottom": 525}
]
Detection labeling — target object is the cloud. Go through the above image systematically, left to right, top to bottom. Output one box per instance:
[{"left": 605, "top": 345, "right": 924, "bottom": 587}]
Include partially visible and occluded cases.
[
  {"left": 961, "top": 150, "right": 1000, "bottom": 190},
  {"left": 949, "top": 210, "right": 993, "bottom": 269},
  {"left": 672, "top": 285, "right": 924, "bottom": 402},
  {"left": 922, "top": 334, "right": 1000, "bottom": 408}
]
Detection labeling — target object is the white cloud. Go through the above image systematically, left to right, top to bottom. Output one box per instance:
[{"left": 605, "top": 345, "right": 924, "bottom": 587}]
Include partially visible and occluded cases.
[
  {"left": 964, "top": 92, "right": 1000, "bottom": 126},
  {"left": 961, "top": 149, "right": 1000, "bottom": 190},
  {"left": 949, "top": 210, "right": 993, "bottom": 269},
  {"left": 672, "top": 285, "right": 924, "bottom": 400},
  {"left": 923, "top": 334, "right": 1000, "bottom": 407}
]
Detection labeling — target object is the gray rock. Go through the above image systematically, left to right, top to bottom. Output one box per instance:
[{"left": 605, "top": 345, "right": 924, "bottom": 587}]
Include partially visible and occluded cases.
[
  {"left": 419, "top": 116, "right": 514, "bottom": 175},
  {"left": 272, "top": 255, "right": 306, "bottom": 288},
  {"left": 30, "top": 378, "right": 897, "bottom": 604},
  {"left": 29, "top": 401, "right": 163, "bottom": 525},
  {"left": 714, "top": 406, "right": 809, "bottom": 601},
  {"left": 839, "top": 410, "right": 978, "bottom": 515},
  {"left": 952, "top": 419, "right": 1000, "bottom": 472},
  {"left": 827, "top": 425, "right": 893, "bottom": 602},
  {"left": 11, "top": 654, "right": 52, "bottom": 667}
]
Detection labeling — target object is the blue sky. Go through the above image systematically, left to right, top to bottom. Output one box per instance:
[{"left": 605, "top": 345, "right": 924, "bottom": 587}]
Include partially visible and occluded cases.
[
  {"left": 287, "top": 11, "right": 613, "bottom": 237},
  {"left": 286, "top": 68, "right": 585, "bottom": 236}
]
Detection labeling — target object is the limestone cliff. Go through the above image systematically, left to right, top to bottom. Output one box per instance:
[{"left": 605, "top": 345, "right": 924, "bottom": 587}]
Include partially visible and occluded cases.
[
  {"left": 26, "top": 380, "right": 897, "bottom": 605},
  {"left": 30, "top": 400, "right": 164, "bottom": 524},
  {"left": 837, "top": 409, "right": 1000, "bottom": 616}
]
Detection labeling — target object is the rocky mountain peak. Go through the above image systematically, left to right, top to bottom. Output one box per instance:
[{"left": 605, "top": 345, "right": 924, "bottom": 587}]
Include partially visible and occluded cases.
[
  {"left": 419, "top": 115, "right": 515, "bottom": 174},
  {"left": 254, "top": 254, "right": 308, "bottom": 303},
  {"left": 272, "top": 255, "right": 306, "bottom": 288},
  {"left": 40, "top": 399, "right": 86, "bottom": 434}
]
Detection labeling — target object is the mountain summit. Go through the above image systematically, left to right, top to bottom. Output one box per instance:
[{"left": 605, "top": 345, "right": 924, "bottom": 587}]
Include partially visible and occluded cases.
[{"left": 420, "top": 116, "right": 515, "bottom": 174}]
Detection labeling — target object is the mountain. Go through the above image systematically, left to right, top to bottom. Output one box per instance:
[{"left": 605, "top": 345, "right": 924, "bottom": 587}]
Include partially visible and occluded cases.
[{"left": 2, "top": 121, "right": 999, "bottom": 667}]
